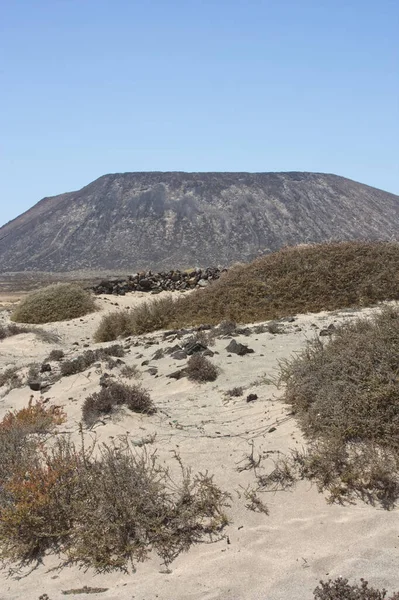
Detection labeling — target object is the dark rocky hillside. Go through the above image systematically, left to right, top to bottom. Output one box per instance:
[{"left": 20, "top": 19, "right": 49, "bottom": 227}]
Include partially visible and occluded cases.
[{"left": 1, "top": 171, "right": 398, "bottom": 273}]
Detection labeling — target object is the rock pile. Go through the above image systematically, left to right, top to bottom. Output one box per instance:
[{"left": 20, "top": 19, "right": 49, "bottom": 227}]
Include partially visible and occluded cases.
[{"left": 91, "top": 267, "right": 225, "bottom": 295}]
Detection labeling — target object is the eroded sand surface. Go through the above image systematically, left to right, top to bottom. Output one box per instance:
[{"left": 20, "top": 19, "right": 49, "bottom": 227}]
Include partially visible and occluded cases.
[{"left": 0, "top": 293, "right": 398, "bottom": 600}]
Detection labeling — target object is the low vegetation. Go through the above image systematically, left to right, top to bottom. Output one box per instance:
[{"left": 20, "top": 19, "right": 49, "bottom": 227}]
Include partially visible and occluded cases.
[
  {"left": 94, "top": 241, "right": 399, "bottom": 339},
  {"left": 11, "top": 283, "right": 97, "bottom": 324},
  {"left": 274, "top": 306, "right": 399, "bottom": 508},
  {"left": 0, "top": 323, "right": 59, "bottom": 343},
  {"left": 60, "top": 345, "right": 124, "bottom": 377},
  {"left": 186, "top": 354, "right": 219, "bottom": 383},
  {"left": 82, "top": 381, "right": 156, "bottom": 426},
  {"left": 0, "top": 402, "right": 229, "bottom": 570},
  {"left": 313, "top": 578, "right": 399, "bottom": 599}
]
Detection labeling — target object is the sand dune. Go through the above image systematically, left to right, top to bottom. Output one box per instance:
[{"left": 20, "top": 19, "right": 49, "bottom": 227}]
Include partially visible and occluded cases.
[{"left": 0, "top": 293, "right": 398, "bottom": 600}]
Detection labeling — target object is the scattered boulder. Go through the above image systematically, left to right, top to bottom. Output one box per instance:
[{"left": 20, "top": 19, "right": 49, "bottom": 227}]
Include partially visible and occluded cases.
[{"left": 225, "top": 339, "right": 254, "bottom": 356}]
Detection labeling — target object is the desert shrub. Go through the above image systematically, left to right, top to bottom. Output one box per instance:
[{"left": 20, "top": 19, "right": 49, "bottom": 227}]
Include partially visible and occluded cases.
[
  {"left": 102, "top": 242, "right": 399, "bottom": 335},
  {"left": 11, "top": 283, "right": 97, "bottom": 324},
  {"left": 94, "top": 296, "right": 177, "bottom": 341},
  {"left": 278, "top": 307, "right": 399, "bottom": 507},
  {"left": 94, "top": 310, "right": 132, "bottom": 342},
  {"left": 60, "top": 345, "right": 125, "bottom": 377},
  {"left": 46, "top": 349, "right": 65, "bottom": 361},
  {"left": 186, "top": 354, "right": 219, "bottom": 383},
  {"left": 120, "top": 364, "right": 141, "bottom": 379},
  {"left": 82, "top": 381, "right": 156, "bottom": 427},
  {"left": 226, "top": 386, "right": 244, "bottom": 397},
  {"left": 0, "top": 399, "right": 67, "bottom": 504},
  {"left": 0, "top": 434, "right": 229, "bottom": 569},
  {"left": 313, "top": 578, "right": 399, "bottom": 599}
]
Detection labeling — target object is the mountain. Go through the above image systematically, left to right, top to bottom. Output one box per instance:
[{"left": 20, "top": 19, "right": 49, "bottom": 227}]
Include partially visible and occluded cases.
[{"left": 1, "top": 171, "right": 398, "bottom": 273}]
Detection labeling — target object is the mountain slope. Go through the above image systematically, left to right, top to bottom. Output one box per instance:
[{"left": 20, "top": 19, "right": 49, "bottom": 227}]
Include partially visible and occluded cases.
[{"left": 1, "top": 171, "right": 398, "bottom": 272}]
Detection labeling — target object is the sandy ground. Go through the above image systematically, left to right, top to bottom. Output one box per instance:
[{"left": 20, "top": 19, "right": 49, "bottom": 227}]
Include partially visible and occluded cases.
[{"left": 0, "top": 293, "right": 398, "bottom": 600}]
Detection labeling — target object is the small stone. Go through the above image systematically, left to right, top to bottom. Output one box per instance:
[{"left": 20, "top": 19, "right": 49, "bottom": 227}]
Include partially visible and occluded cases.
[{"left": 246, "top": 393, "right": 258, "bottom": 403}]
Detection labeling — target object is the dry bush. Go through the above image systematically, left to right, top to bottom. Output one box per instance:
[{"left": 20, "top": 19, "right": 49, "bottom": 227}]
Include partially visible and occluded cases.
[
  {"left": 98, "top": 242, "right": 399, "bottom": 336},
  {"left": 11, "top": 283, "right": 97, "bottom": 324},
  {"left": 94, "top": 296, "right": 177, "bottom": 342},
  {"left": 277, "top": 307, "right": 399, "bottom": 507},
  {"left": 94, "top": 310, "right": 133, "bottom": 343},
  {"left": 61, "top": 345, "right": 124, "bottom": 377},
  {"left": 46, "top": 349, "right": 65, "bottom": 361},
  {"left": 186, "top": 354, "right": 219, "bottom": 383},
  {"left": 120, "top": 364, "right": 141, "bottom": 379},
  {"left": 82, "top": 381, "right": 156, "bottom": 427},
  {"left": 226, "top": 386, "right": 244, "bottom": 397},
  {"left": 0, "top": 425, "right": 229, "bottom": 569},
  {"left": 313, "top": 578, "right": 399, "bottom": 600}
]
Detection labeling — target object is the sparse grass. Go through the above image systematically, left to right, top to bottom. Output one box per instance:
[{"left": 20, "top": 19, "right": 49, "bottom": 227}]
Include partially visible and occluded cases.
[
  {"left": 95, "top": 242, "right": 399, "bottom": 339},
  {"left": 11, "top": 283, "right": 97, "bottom": 324},
  {"left": 277, "top": 306, "right": 399, "bottom": 508},
  {"left": 0, "top": 323, "right": 60, "bottom": 343},
  {"left": 186, "top": 354, "right": 219, "bottom": 383},
  {"left": 0, "top": 367, "right": 22, "bottom": 390},
  {"left": 82, "top": 381, "right": 156, "bottom": 427},
  {"left": 0, "top": 405, "right": 229, "bottom": 570},
  {"left": 313, "top": 578, "right": 399, "bottom": 599}
]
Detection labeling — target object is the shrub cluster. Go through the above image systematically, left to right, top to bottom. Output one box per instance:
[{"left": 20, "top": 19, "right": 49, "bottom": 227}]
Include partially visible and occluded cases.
[
  {"left": 94, "top": 242, "right": 399, "bottom": 339},
  {"left": 11, "top": 283, "right": 97, "bottom": 324},
  {"left": 277, "top": 307, "right": 399, "bottom": 507},
  {"left": 60, "top": 345, "right": 124, "bottom": 377},
  {"left": 82, "top": 381, "right": 156, "bottom": 427},
  {"left": 0, "top": 404, "right": 229, "bottom": 570},
  {"left": 313, "top": 578, "right": 399, "bottom": 599}
]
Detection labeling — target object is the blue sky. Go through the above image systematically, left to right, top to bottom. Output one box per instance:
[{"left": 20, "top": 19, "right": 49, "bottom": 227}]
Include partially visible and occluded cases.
[{"left": 1, "top": 0, "right": 398, "bottom": 227}]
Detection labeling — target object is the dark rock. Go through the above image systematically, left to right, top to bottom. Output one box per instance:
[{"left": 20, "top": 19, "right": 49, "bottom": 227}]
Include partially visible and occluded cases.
[
  {"left": 225, "top": 339, "right": 254, "bottom": 356},
  {"left": 184, "top": 341, "right": 208, "bottom": 355},
  {"left": 152, "top": 349, "right": 164, "bottom": 360},
  {"left": 203, "top": 349, "right": 215, "bottom": 357},
  {"left": 141, "top": 360, "right": 150, "bottom": 366},
  {"left": 40, "top": 363, "right": 52, "bottom": 373},
  {"left": 147, "top": 367, "right": 158, "bottom": 376},
  {"left": 167, "top": 369, "right": 187, "bottom": 380},
  {"left": 28, "top": 381, "right": 42, "bottom": 391},
  {"left": 246, "top": 393, "right": 258, "bottom": 402}
]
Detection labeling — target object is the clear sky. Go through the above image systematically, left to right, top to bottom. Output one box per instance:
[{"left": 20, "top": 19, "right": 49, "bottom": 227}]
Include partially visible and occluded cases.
[{"left": 1, "top": 0, "right": 398, "bottom": 227}]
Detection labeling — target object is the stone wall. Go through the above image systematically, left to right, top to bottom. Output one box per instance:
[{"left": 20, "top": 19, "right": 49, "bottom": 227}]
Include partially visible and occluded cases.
[{"left": 91, "top": 267, "right": 225, "bottom": 295}]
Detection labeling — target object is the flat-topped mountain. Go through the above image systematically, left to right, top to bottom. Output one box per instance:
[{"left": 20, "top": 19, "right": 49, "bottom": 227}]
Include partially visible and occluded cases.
[{"left": 1, "top": 171, "right": 398, "bottom": 273}]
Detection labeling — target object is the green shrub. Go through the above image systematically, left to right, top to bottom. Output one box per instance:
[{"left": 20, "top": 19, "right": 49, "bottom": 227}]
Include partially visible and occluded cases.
[
  {"left": 11, "top": 283, "right": 97, "bottom": 324},
  {"left": 82, "top": 381, "right": 156, "bottom": 427}
]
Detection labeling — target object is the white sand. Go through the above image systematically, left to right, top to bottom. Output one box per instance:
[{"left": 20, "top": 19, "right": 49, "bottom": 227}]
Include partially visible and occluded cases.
[{"left": 0, "top": 294, "right": 398, "bottom": 600}]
